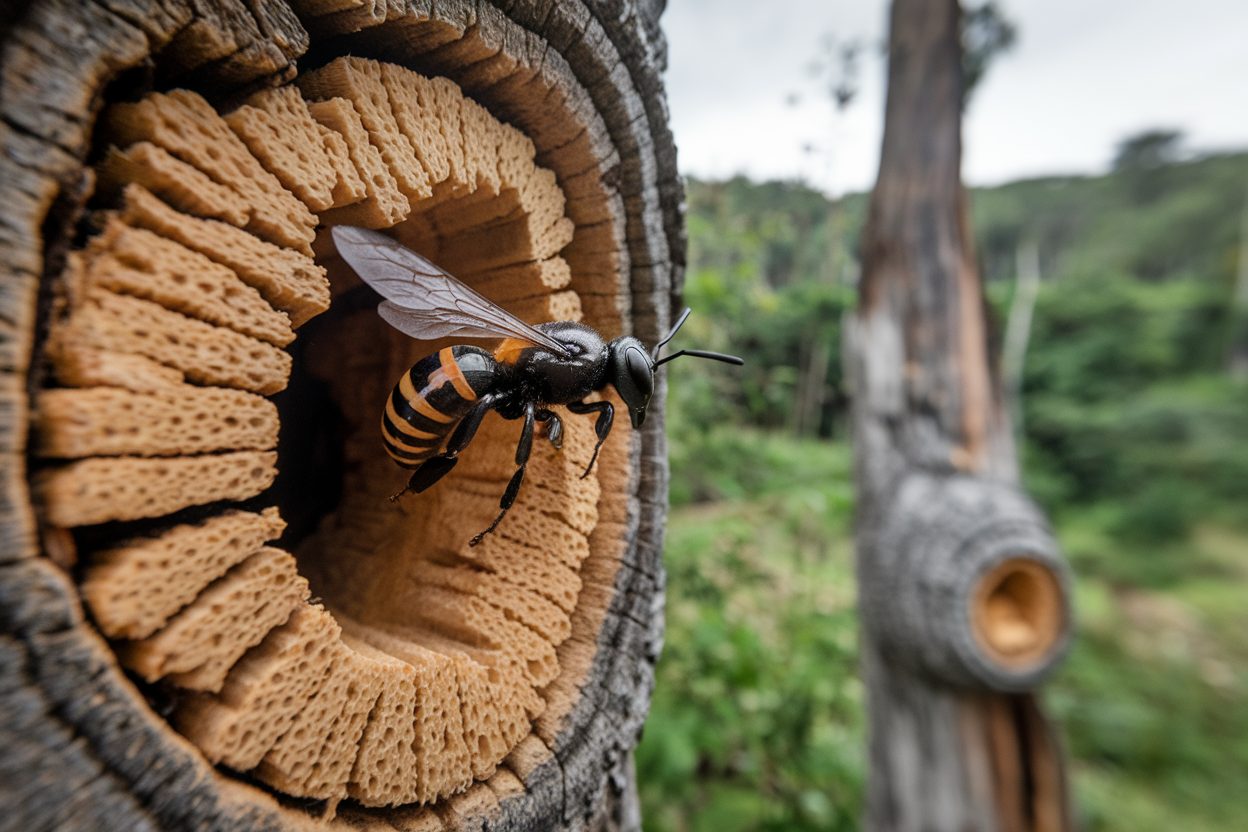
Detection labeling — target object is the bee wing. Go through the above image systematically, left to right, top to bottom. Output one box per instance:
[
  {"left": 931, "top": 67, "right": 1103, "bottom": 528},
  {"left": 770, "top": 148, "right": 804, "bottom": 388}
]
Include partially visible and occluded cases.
[{"left": 332, "top": 225, "right": 573, "bottom": 356}]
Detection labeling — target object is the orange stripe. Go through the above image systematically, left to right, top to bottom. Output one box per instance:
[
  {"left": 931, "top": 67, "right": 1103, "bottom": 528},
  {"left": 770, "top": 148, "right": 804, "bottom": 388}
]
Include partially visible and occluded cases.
[
  {"left": 493, "top": 338, "right": 529, "bottom": 365},
  {"left": 430, "top": 347, "right": 477, "bottom": 401},
  {"left": 398, "top": 372, "right": 456, "bottom": 424},
  {"left": 383, "top": 399, "right": 440, "bottom": 440},
  {"left": 382, "top": 420, "right": 439, "bottom": 453},
  {"left": 386, "top": 432, "right": 437, "bottom": 454},
  {"left": 385, "top": 444, "right": 433, "bottom": 466}
]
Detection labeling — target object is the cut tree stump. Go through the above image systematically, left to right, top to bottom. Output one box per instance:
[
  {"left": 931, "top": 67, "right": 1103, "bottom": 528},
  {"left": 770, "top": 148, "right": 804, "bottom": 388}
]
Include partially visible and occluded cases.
[{"left": 1, "top": 2, "right": 680, "bottom": 829}]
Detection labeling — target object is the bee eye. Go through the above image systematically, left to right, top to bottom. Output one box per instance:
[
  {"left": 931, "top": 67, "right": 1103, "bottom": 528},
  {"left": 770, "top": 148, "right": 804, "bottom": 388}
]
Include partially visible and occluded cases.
[{"left": 624, "top": 347, "right": 653, "bottom": 401}]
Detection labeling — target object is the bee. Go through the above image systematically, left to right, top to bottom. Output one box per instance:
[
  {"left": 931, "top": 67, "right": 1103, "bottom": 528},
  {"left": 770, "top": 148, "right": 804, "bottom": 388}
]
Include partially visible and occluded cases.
[{"left": 332, "top": 225, "right": 743, "bottom": 546}]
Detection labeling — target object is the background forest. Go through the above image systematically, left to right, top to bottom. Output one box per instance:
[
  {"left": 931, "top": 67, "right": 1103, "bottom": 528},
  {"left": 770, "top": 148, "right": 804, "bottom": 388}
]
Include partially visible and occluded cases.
[{"left": 636, "top": 144, "right": 1248, "bottom": 831}]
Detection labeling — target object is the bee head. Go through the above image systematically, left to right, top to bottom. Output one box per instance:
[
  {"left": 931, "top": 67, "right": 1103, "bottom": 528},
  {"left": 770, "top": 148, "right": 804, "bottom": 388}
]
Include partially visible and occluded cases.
[
  {"left": 603, "top": 311, "right": 743, "bottom": 431},
  {"left": 606, "top": 336, "right": 654, "bottom": 429}
]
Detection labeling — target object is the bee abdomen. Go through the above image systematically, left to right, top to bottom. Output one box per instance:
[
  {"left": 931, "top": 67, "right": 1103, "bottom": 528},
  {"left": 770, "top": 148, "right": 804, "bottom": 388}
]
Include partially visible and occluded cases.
[{"left": 382, "top": 346, "right": 495, "bottom": 469}]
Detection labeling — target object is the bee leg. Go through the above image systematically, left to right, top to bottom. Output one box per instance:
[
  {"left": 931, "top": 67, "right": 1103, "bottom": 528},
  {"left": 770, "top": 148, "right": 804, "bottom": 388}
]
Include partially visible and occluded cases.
[
  {"left": 392, "top": 394, "right": 500, "bottom": 501},
  {"left": 566, "top": 399, "right": 614, "bottom": 479},
  {"left": 470, "top": 402, "right": 535, "bottom": 546},
  {"left": 536, "top": 408, "right": 563, "bottom": 450},
  {"left": 394, "top": 456, "right": 458, "bottom": 501}
]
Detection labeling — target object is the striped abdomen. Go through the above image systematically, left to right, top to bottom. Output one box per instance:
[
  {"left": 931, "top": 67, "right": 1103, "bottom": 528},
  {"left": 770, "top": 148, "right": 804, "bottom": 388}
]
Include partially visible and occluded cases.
[{"left": 382, "top": 346, "right": 496, "bottom": 469}]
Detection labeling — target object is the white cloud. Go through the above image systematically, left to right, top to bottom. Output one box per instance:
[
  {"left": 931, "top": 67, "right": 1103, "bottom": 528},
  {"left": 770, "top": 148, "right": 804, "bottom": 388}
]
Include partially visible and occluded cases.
[
  {"left": 663, "top": 0, "right": 1248, "bottom": 194},
  {"left": 663, "top": 0, "right": 890, "bottom": 193}
]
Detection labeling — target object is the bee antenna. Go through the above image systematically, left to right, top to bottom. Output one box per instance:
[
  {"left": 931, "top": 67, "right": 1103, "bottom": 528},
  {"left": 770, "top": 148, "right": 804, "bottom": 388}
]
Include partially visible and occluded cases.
[
  {"left": 650, "top": 307, "right": 694, "bottom": 362},
  {"left": 654, "top": 349, "right": 745, "bottom": 368}
]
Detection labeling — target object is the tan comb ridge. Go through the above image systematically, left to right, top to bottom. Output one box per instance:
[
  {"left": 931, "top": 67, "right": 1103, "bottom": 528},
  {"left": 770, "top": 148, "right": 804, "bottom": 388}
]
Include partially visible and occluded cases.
[
  {"left": 298, "top": 57, "right": 434, "bottom": 205},
  {"left": 225, "top": 85, "right": 354, "bottom": 214},
  {"left": 104, "top": 90, "right": 317, "bottom": 254},
  {"left": 307, "top": 96, "right": 409, "bottom": 229},
  {"left": 96, "top": 142, "right": 250, "bottom": 228},
  {"left": 117, "top": 184, "right": 329, "bottom": 328},
  {"left": 84, "top": 218, "right": 294, "bottom": 347},
  {"left": 54, "top": 253, "right": 292, "bottom": 396},
  {"left": 47, "top": 343, "right": 185, "bottom": 394},
  {"left": 35, "top": 384, "right": 278, "bottom": 459},
  {"left": 36, "top": 451, "right": 278, "bottom": 528},
  {"left": 83, "top": 508, "right": 287, "bottom": 640},
  {"left": 120, "top": 546, "right": 309, "bottom": 692},
  {"left": 174, "top": 603, "right": 342, "bottom": 770},
  {"left": 255, "top": 636, "right": 386, "bottom": 806}
]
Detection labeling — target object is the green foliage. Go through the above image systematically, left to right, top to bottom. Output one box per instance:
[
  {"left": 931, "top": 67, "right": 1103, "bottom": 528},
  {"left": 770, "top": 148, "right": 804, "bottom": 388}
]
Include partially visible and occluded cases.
[
  {"left": 962, "top": 2, "right": 1017, "bottom": 108},
  {"left": 972, "top": 152, "right": 1247, "bottom": 281},
  {"left": 976, "top": 153, "right": 1248, "bottom": 587},
  {"left": 645, "top": 156, "right": 1248, "bottom": 830},
  {"left": 674, "top": 178, "right": 863, "bottom": 438},
  {"left": 1020, "top": 279, "right": 1248, "bottom": 566},
  {"left": 643, "top": 431, "right": 1248, "bottom": 831},
  {"left": 639, "top": 434, "right": 864, "bottom": 832},
  {"left": 1050, "top": 559, "right": 1248, "bottom": 832}
]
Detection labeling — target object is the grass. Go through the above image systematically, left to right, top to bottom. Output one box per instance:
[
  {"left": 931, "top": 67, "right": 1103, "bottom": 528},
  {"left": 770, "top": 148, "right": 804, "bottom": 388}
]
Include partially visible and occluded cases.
[
  {"left": 638, "top": 429, "right": 1248, "bottom": 832},
  {"left": 1049, "top": 517, "right": 1248, "bottom": 832}
]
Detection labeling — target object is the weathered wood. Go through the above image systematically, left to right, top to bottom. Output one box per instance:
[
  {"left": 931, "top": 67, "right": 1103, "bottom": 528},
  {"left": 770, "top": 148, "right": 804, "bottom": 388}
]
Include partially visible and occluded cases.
[
  {"left": 3, "top": 0, "right": 676, "bottom": 829},
  {"left": 547, "top": 0, "right": 687, "bottom": 312},
  {"left": 849, "top": 1, "right": 1072, "bottom": 830},
  {"left": 857, "top": 474, "right": 1069, "bottom": 692},
  {"left": 0, "top": 635, "right": 163, "bottom": 832}
]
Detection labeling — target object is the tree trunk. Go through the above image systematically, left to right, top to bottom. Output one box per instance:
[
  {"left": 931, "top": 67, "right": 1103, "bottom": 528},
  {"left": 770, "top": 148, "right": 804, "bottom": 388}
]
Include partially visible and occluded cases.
[
  {"left": 0, "top": 1, "right": 682, "bottom": 829},
  {"left": 848, "top": 2, "right": 1074, "bottom": 830}
]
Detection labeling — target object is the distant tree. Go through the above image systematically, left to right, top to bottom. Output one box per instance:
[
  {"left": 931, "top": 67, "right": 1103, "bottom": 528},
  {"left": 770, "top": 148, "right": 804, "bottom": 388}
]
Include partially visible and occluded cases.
[
  {"left": 962, "top": 1, "right": 1017, "bottom": 107},
  {"left": 803, "top": 33, "right": 864, "bottom": 112},
  {"left": 1113, "top": 128, "right": 1184, "bottom": 171},
  {"left": 1114, "top": 129, "right": 1185, "bottom": 203}
]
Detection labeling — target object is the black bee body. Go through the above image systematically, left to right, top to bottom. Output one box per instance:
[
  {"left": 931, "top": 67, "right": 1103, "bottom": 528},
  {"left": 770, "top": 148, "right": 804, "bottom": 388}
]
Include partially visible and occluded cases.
[
  {"left": 333, "top": 225, "right": 741, "bottom": 546},
  {"left": 489, "top": 321, "right": 611, "bottom": 417},
  {"left": 383, "top": 325, "right": 612, "bottom": 469}
]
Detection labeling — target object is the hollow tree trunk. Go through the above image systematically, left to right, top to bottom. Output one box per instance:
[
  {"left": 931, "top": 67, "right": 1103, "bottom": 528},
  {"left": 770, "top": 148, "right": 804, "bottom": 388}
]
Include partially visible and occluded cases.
[
  {"left": 0, "top": 1, "right": 683, "bottom": 829},
  {"left": 848, "top": 1, "right": 1074, "bottom": 830}
]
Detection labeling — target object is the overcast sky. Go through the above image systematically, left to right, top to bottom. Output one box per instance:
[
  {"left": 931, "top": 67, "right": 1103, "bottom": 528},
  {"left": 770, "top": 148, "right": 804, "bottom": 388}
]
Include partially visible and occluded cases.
[{"left": 662, "top": 0, "right": 1248, "bottom": 195}]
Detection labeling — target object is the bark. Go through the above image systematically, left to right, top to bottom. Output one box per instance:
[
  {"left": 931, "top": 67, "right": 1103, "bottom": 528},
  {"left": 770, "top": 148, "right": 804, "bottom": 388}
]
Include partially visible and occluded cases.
[
  {"left": 0, "top": 1, "right": 681, "bottom": 829},
  {"left": 849, "top": 1, "right": 1074, "bottom": 830}
]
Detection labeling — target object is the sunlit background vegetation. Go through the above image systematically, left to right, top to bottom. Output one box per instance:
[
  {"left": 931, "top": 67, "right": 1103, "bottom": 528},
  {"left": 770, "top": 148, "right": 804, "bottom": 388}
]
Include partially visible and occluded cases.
[{"left": 635, "top": 139, "right": 1248, "bottom": 831}]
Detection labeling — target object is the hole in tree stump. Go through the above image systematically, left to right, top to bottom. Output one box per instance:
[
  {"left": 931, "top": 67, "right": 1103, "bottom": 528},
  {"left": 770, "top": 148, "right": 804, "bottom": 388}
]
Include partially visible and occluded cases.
[
  {"left": 5, "top": 0, "right": 682, "bottom": 825},
  {"left": 30, "top": 46, "right": 631, "bottom": 815},
  {"left": 970, "top": 556, "right": 1065, "bottom": 669}
]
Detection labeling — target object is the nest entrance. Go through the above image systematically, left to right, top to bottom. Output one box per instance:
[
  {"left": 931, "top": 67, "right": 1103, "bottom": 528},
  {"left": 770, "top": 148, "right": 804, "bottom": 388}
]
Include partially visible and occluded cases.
[
  {"left": 33, "top": 53, "right": 629, "bottom": 813},
  {"left": 970, "top": 556, "right": 1065, "bottom": 669}
]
